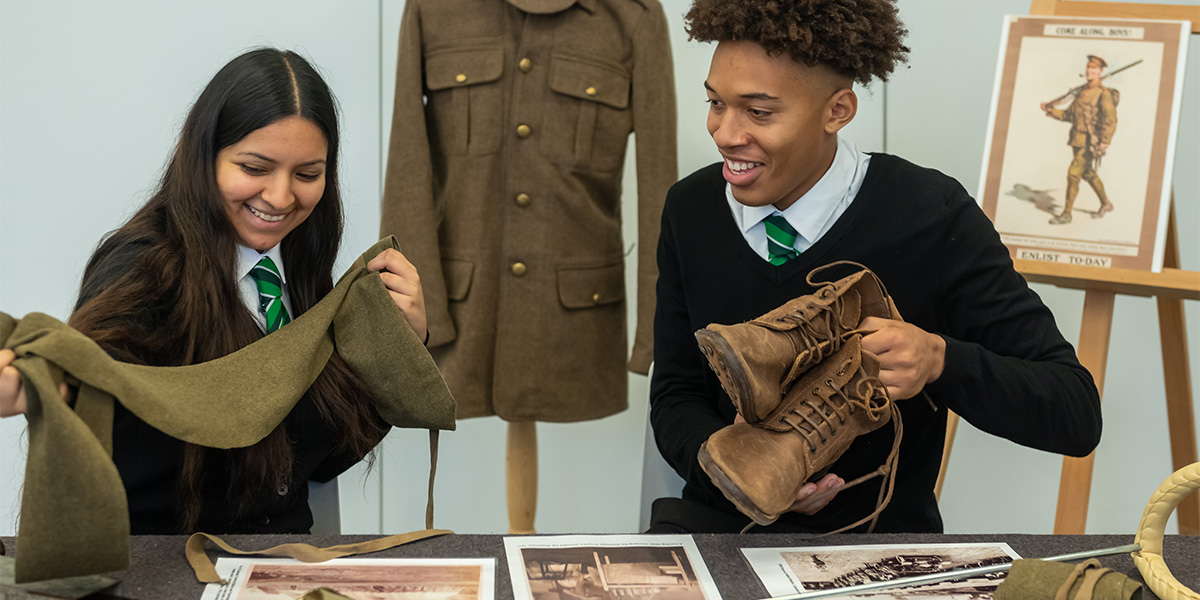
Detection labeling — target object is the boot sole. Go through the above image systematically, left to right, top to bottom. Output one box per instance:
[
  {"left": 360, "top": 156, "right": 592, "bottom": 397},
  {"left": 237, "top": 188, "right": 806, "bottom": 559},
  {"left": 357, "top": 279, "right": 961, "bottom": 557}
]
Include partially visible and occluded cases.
[
  {"left": 694, "top": 329, "right": 756, "bottom": 417},
  {"left": 697, "top": 441, "right": 780, "bottom": 526}
]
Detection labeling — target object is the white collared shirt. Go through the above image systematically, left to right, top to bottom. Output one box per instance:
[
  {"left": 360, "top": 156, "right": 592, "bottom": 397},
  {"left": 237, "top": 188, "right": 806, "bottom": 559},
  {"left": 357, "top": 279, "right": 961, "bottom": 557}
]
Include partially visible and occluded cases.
[
  {"left": 726, "top": 137, "right": 871, "bottom": 261},
  {"left": 236, "top": 243, "right": 295, "bottom": 333}
]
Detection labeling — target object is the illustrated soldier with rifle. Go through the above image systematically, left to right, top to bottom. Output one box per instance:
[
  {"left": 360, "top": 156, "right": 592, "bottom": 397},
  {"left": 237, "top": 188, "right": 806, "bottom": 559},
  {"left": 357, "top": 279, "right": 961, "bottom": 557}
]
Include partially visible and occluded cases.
[{"left": 1040, "top": 55, "right": 1138, "bottom": 224}]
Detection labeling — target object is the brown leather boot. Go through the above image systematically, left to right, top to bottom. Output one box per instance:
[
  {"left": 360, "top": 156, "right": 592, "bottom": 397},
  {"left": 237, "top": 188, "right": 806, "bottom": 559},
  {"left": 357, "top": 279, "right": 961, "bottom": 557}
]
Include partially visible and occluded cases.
[
  {"left": 695, "top": 262, "right": 900, "bottom": 424},
  {"left": 697, "top": 336, "right": 900, "bottom": 527}
]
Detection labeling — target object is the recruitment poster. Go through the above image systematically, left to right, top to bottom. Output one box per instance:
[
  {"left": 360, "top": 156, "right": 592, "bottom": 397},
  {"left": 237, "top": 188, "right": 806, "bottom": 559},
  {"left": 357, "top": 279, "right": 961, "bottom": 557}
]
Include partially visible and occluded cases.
[{"left": 978, "top": 16, "right": 1189, "bottom": 272}]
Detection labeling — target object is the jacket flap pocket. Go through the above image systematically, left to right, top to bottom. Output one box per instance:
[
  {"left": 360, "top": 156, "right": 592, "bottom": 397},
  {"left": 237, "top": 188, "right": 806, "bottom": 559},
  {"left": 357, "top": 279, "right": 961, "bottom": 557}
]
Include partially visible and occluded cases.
[
  {"left": 425, "top": 46, "right": 504, "bottom": 91},
  {"left": 548, "top": 54, "right": 630, "bottom": 109},
  {"left": 442, "top": 258, "right": 475, "bottom": 301},
  {"left": 557, "top": 261, "right": 625, "bottom": 309}
]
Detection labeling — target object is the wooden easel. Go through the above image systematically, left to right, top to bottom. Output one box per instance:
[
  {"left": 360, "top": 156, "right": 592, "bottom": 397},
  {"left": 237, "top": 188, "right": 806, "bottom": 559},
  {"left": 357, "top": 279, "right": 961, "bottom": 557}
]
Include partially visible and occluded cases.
[{"left": 938, "top": 1, "right": 1200, "bottom": 536}]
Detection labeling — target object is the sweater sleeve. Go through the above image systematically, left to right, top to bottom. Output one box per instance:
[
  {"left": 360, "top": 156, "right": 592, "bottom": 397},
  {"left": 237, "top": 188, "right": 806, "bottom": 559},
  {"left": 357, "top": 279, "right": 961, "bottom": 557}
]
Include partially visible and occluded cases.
[
  {"left": 923, "top": 189, "right": 1101, "bottom": 457},
  {"left": 648, "top": 204, "right": 728, "bottom": 494}
]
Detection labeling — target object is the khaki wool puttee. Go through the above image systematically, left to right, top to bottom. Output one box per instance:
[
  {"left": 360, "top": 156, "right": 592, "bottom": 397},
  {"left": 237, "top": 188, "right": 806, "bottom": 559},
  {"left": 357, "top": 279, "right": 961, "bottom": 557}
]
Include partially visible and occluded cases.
[
  {"left": 2, "top": 236, "right": 456, "bottom": 584},
  {"left": 185, "top": 529, "right": 452, "bottom": 584}
]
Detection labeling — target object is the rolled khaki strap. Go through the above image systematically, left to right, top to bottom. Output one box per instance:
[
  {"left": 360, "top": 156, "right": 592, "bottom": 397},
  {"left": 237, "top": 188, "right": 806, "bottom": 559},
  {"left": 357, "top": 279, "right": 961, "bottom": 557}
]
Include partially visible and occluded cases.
[
  {"left": 4, "top": 236, "right": 456, "bottom": 583},
  {"left": 1132, "top": 462, "right": 1200, "bottom": 600},
  {"left": 186, "top": 528, "right": 453, "bottom": 584},
  {"left": 995, "top": 558, "right": 1141, "bottom": 600},
  {"left": 1053, "top": 559, "right": 1113, "bottom": 600}
]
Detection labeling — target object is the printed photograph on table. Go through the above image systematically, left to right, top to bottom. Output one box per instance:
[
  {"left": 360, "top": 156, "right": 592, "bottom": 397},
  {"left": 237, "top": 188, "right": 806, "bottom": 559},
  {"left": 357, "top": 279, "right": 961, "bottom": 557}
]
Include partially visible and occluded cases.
[
  {"left": 977, "top": 15, "right": 1189, "bottom": 272},
  {"left": 504, "top": 535, "right": 720, "bottom": 600},
  {"left": 742, "top": 543, "right": 1021, "bottom": 599},
  {"left": 198, "top": 557, "right": 495, "bottom": 600}
]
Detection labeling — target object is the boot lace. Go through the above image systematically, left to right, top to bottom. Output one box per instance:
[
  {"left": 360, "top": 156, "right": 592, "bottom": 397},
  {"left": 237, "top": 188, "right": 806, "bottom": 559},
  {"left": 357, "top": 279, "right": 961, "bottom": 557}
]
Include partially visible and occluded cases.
[
  {"left": 775, "top": 286, "right": 861, "bottom": 392},
  {"left": 779, "top": 358, "right": 890, "bottom": 454},
  {"left": 740, "top": 369, "right": 903, "bottom": 537}
]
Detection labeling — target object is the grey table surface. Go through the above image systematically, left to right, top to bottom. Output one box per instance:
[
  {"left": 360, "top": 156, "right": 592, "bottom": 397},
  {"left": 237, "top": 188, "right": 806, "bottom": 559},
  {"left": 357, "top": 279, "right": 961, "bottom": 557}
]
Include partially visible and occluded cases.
[{"left": 2, "top": 533, "right": 1196, "bottom": 599}]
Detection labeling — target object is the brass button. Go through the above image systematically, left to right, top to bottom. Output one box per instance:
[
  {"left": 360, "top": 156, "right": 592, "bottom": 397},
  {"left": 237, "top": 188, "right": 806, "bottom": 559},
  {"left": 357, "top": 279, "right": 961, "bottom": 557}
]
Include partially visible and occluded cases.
[
  {"left": 519, "top": 58, "right": 533, "bottom": 73},
  {"left": 455, "top": 73, "right": 467, "bottom": 83},
  {"left": 585, "top": 86, "right": 597, "bottom": 96},
  {"left": 516, "top": 124, "right": 532, "bottom": 138},
  {"left": 515, "top": 193, "right": 531, "bottom": 207},
  {"left": 511, "top": 262, "right": 528, "bottom": 277},
  {"left": 591, "top": 293, "right": 601, "bottom": 303}
]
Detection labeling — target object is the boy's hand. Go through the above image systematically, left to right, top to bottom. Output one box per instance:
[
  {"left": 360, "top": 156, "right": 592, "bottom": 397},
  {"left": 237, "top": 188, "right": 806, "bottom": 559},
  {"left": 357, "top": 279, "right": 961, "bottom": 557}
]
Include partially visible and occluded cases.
[
  {"left": 859, "top": 317, "right": 945, "bottom": 400},
  {"left": 790, "top": 473, "right": 844, "bottom": 515}
]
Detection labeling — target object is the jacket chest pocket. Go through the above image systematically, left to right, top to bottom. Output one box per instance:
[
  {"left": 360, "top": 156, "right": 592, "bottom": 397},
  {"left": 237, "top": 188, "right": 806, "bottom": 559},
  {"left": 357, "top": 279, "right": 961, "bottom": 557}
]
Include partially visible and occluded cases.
[
  {"left": 425, "top": 46, "right": 505, "bottom": 156},
  {"left": 541, "top": 53, "right": 632, "bottom": 173}
]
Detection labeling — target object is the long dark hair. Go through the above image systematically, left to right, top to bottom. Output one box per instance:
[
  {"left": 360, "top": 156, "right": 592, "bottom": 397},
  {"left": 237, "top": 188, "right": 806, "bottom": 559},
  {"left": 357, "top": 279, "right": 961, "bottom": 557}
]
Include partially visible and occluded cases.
[{"left": 69, "top": 48, "right": 384, "bottom": 531}]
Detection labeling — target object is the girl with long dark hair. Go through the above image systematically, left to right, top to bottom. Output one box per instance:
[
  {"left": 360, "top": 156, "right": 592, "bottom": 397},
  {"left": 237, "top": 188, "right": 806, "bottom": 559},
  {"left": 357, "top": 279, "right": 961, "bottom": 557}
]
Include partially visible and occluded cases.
[{"left": 0, "top": 48, "right": 424, "bottom": 534}]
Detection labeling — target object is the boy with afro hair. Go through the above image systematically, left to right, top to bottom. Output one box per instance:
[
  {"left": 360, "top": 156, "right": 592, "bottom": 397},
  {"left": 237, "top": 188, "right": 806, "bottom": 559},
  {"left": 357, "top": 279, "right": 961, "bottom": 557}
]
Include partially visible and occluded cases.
[{"left": 648, "top": 0, "right": 1102, "bottom": 533}]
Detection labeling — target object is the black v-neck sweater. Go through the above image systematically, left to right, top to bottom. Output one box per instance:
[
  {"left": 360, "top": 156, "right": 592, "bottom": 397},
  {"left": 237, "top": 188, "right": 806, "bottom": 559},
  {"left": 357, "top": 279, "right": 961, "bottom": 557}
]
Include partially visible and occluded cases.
[{"left": 649, "top": 154, "right": 1101, "bottom": 533}]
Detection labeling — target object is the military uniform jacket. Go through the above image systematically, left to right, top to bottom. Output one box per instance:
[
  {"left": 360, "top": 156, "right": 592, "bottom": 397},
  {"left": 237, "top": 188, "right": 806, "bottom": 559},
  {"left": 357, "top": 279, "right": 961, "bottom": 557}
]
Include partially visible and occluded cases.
[
  {"left": 381, "top": 0, "right": 677, "bottom": 421},
  {"left": 1049, "top": 85, "right": 1117, "bottom": 148}
]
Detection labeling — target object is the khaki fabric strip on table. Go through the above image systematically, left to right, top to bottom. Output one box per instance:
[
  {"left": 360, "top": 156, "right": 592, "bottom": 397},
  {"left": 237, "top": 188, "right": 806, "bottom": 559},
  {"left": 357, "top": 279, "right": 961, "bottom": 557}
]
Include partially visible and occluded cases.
[
  {"left": 1, "top": 236, "right": 456, "bottom": 584},
  {"left": 185, "top": 529, "right": 453, "bottom": 584},
  {"left": 996, "top": 558, "right": 1143, "bottom": 600}
]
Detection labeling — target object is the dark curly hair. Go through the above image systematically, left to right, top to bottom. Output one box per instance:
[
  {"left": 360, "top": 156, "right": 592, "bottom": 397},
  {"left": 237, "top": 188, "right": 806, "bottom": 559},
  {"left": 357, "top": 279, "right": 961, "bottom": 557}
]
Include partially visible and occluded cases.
[{"left": 684, "top": 0, "right": 910, "bottom": 85}]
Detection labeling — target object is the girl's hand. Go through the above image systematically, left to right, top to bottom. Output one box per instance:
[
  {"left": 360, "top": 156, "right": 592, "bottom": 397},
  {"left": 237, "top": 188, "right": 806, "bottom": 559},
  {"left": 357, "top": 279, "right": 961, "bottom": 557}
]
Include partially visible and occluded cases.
[
  {"left": 367, "top": 249, "right": 427, "bottom": 343},
  {"left": 0, "top": 349, "right": 70, "bottom": 417}
]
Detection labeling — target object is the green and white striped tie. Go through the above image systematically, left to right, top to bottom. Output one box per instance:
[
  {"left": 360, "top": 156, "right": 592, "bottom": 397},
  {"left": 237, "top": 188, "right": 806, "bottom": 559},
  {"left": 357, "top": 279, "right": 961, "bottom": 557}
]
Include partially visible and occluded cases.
[
  {"left": 764, "top": 214, "right": 800, "bottom": 266},
  {"left": 249, "top": 256, "right": 291, "bottom": 333}
]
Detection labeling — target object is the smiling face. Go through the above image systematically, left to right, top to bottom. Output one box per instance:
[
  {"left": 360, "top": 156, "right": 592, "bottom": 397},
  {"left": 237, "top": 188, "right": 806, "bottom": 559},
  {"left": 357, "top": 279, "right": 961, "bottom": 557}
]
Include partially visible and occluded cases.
[
  {"left": 705, "top": 41, "right": 855, "bottom": 210},
  {"left": 215, "top": 115, "right": 328, "bottom": 251}
]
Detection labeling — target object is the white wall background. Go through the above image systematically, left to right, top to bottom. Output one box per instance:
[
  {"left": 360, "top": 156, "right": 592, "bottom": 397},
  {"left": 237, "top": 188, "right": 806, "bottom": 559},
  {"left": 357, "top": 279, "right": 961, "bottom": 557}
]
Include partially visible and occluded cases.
[{"left": 0, "top": 0, "right": 1196, "bottom": 537}]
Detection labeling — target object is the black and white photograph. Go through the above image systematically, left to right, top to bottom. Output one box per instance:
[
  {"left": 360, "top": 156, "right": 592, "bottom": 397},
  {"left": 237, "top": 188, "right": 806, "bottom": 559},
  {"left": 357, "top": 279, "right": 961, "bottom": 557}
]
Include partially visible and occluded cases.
[
  {"left": 977, "top": 15, "right": 1189, "bottom": 272},
  {"left": 504, "top": 535, "right": 719, "bottom": 600},
  {"left": 743, "top": 543, "right": 1021, "bottom": 599},
  {"left": 199, "top": 557, "right": 495, "bottom": 600}
]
